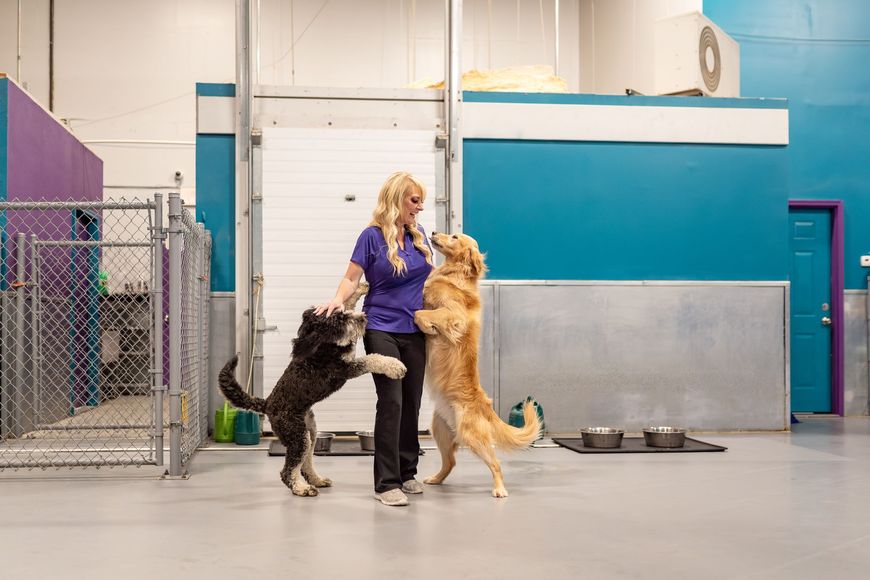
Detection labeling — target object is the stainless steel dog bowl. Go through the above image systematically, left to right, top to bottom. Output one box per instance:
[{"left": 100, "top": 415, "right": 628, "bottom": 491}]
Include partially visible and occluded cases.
[
  {"left": 643, "top": 426, "right": 687, "bottom": 448},
  {"left": 580, "top": 427, "right": 625, "bottom": 448},
  {"left": 356, "top": 430, "right": 375, "bottom": 451},
  {"left": 314, "top": 432, "right": 335, "bottom": 453}
]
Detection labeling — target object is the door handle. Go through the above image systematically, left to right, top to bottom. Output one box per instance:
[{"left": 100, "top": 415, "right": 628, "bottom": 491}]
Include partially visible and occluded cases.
[{"left": 821, "top": 316, "right": 832, "bottom": 326}]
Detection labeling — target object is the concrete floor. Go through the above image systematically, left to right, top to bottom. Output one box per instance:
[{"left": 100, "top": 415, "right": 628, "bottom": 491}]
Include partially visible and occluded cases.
[{"left": 2, "top": 417, "right": 870, "bottom": 580}]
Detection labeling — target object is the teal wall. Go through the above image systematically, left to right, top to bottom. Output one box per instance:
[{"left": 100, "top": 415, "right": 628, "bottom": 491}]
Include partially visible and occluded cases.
[
  {"left": 705, "top": 0, "right": 870, "bottom": 289},
  {"left": 195, "top": 83, "right": 235, "bottom": 292},
  {"left": 463, "top": 92, "right": 789, "bottom": 280},
  {"left": 196, "top": 134, "right": 235, "bottom": 292},
  {"left": 465, "top": 139, "right": 789, "bottom": 280}
]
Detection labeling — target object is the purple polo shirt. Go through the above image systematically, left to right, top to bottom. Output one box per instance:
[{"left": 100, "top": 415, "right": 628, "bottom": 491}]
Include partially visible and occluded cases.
[{"left": 350, "top": 225, "right": 433, "bottom": 333}]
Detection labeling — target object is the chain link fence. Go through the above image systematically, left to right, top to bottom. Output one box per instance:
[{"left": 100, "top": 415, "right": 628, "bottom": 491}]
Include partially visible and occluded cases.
[
  {"left": 0, "top": 194, "right": 211, "bottom": 473},
  {"left": 179, "top": 209, "right": 211, "bottom": 465}
]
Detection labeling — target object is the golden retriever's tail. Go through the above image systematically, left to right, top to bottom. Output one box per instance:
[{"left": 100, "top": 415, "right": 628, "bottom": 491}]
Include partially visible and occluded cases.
[
  {"left": 218, "top": 356, "right": 268, "bottom": 413},
  {"left": 489, "top": 398, "right": 542, "bottom": 450}
]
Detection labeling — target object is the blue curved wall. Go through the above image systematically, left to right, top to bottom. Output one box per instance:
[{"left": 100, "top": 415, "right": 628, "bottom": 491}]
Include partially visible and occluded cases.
[{"left": 705, "top": 0, "right": 870, "bottom": 289}]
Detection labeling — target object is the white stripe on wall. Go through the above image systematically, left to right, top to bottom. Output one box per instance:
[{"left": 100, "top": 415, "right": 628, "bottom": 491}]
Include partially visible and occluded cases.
[
  {"left": 196, "top": 96, "right": 235, "bottom": 135},
  {"left": 463, "top": 102, "right": 789, "bottom": 145}
]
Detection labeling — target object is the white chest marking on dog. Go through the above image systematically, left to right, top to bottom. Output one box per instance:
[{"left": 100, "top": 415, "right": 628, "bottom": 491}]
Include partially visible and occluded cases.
[{"left": 428, "top": 388, "right": 458, "bottom": 431}]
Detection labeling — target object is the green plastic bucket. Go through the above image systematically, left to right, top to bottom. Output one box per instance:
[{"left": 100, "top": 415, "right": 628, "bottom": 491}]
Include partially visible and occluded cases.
[
  {"left": 508, "top": 397, "right": 545, "bottom": 436},
  {"left": 214, "top": 401, "right": 237, "bottom": 443},
  {"left": 234, "top": 410, "right": 261, "bottom": 445}
]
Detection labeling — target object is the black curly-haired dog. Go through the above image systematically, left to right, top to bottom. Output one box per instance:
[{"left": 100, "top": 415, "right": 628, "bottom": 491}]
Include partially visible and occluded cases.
[{"left": 219, "top": 286, "right": 404, "bottom": 496}]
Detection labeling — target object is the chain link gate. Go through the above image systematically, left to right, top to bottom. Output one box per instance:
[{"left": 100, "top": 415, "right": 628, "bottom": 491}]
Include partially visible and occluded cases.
[
  {"left": 0, "top": 194, "right": 211, "bottom": 473},
  {"left": 178, "top": 205, "right": 212, "bottom": 467}
]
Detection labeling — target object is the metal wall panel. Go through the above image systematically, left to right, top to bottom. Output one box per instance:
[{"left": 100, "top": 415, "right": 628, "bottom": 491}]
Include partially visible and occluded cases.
[
  {"left": 481, "top": 282, "right": 789, "bottom": 432},
  {"left": 478, "top": 284, "right": 495, "bottom": 402},
  {"left": 844, "top": 292, "right": 869, "bottom": 416},
  {"left": 208, "top": 294, "right": 236, "bottom": 432}
]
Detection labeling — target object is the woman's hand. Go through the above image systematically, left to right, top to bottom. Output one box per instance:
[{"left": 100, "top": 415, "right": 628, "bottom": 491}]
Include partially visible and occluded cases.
[{"left": 314, "top": 300, "right": 345, "bottom": 317}]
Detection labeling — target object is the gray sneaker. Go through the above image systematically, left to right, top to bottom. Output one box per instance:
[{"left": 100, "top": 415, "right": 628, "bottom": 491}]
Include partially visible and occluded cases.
[
  {"left": 402, "top": 479, "right": 424, "bottom": 494},
  {"left": 374, "top": 488, "right": 409, "bottom": 506}
]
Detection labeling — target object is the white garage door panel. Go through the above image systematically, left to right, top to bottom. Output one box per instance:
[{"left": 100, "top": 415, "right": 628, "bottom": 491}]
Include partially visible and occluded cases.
[
  {"left": 262, "top": 127, "right": 438, "bottom": 432},
  {"left": 265, "top": 135, "right": 436, "bottom": 151},
  {"left": 264, "top": 152, "right": 437, "bottom": 165}
]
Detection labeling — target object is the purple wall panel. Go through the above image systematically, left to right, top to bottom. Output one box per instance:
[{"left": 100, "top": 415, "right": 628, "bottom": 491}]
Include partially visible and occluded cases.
[
  {"left": 3, "top": 81, "right": 103, "bottom": 286},
  {"left": 6, "top": 81, "right": 102, "bottom": 203},
  {"left": 3, "top": 82, "right": 104, "bottom": 411}
]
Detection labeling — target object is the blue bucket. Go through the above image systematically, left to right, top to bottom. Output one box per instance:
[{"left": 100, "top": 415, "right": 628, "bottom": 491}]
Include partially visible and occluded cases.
[{"left": 234, "top": 410, "right": 261, "bottom": 445}]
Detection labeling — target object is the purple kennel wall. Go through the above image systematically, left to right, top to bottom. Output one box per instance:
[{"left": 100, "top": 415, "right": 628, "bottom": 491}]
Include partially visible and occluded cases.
[
  {"left": 2, "top": 79, "right": 103, "bottom": 411},
  {"left": 3, "top": 79, "right": 103, "bottom": 287},
  {"left": 6, "top": 79, "right": 102, "bottom": 202}
]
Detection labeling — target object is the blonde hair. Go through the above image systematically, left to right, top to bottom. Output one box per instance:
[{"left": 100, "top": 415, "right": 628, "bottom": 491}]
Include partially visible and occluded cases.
[{"left": 369, "top": 172, "right": 433, "bottom": 276}]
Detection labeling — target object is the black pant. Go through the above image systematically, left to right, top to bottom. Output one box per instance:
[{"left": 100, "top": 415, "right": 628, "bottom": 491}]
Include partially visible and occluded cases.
[{"left": 363, "top": 329, "right": 426, "bottom": 493}]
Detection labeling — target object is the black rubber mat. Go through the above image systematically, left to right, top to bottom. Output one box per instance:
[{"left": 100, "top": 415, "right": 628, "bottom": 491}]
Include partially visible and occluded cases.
[
  {"left": 552, "top": 436, "right": 727, "bottom": 454},
  {"left": 267, "top": 439, "right": 426, "bottom": 457},
  {"left": 268, "top": 439, "right": 373, "bottom": 457}
]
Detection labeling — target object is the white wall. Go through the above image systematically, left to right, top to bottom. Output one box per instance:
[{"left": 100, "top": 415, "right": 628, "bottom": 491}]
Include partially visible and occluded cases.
[
  {"left": 0, "top": 0, "right": 50, "bottom": 101},
  {"left": 1, "top": 0, "right": 700, "bottom": 201},
  {"left": 1, "top": 0, "right": 237, "bottom": 207},
  {"left": 54, "top": 0, "right": 236, "bottom": 206},
  {"left": 255, "top": 0, "right": 579, "bottom": 89},
  {"left": 579, "top": 0, "right": 701, "bottom": 94}
]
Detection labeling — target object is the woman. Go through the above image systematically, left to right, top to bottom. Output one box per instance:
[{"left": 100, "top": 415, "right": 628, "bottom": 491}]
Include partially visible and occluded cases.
[{"left": 315, "top": 172, "right": 433, "bottom": 507}]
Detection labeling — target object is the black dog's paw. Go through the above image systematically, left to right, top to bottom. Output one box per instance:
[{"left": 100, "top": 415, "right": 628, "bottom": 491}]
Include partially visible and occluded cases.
[
  {"left": 365, "top": 354, "right": 407, "bottom": 379},
  {"left": 383, "top": 359, "right": 407, "bottom": 380},
  {"left": 310, "top": 476, "right": 332, "bottom": 488},
  {"left": 292, "top": 484, "right": 319, "bottom": 497}
]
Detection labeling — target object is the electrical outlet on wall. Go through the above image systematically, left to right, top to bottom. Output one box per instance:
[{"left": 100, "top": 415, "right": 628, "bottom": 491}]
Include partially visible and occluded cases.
[{"left": 861, "top": 256, "right": 870, "bottom": 267}]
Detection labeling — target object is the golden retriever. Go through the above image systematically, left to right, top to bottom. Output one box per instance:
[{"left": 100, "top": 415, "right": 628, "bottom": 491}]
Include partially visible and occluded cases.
[{"left": 414, "top": 232, "right": 541, "bottom": 497}]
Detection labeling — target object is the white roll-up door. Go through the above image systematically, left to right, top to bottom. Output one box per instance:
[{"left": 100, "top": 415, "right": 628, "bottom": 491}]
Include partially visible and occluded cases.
[{"left": 261, "top": 127, "right": 438, "bottom": 432}]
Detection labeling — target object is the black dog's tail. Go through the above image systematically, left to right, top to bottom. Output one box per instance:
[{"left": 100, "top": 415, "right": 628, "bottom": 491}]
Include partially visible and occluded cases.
[{"left": 218, "top": 356, "right": 267, "bottom": 413}]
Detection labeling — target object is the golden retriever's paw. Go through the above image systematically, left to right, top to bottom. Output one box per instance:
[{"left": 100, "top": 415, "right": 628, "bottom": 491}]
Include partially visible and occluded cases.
[
  {"left": 414, "top": 312, "right": 439, "bottom": 335},
  {"left": 423, "top": 474, "right": 444, "bottom": 485},
  {"left": 292, "top": 483, "right": 319, "bottom": 497},
  {"left": 492, "top": 487, "right": 509, "bottom": 498}
]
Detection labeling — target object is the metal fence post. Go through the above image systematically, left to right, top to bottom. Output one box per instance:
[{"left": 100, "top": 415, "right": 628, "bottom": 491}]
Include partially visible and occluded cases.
[
  {"left": 168, "top": 192, "right": 183, "bottom": 476},
  {"left": 152, "top": 193, "right": 165, "bottom": 467},
  {"left": 196, "top": 223, "right": 207, "bottom": 444},
  {"left": 204, "top": 230, "right": 212, "bottom": 435},
  {"left": 13, "top": 233, "right": 26, "bottom": 436},
  {"left": 29, "top": 234, "right": 40, "bottom": 424}
]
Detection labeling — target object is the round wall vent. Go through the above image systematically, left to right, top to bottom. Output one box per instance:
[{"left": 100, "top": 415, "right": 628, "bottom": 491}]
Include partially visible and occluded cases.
[{"left": 698, "top": 25, "right": 721, "bottom": 93}]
